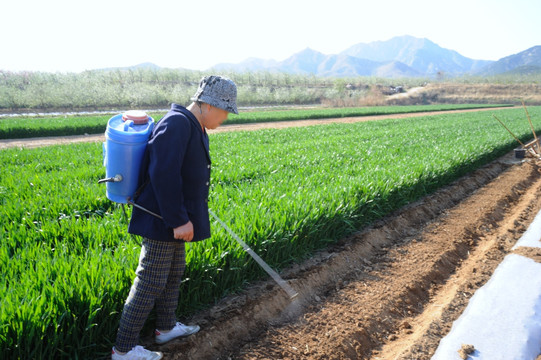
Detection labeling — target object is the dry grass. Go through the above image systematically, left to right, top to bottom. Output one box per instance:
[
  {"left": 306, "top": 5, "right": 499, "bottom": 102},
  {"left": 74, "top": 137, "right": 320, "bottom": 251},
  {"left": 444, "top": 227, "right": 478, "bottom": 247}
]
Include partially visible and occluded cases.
[{"left": 386, "top": 83, "right": 541, "bottom": 106}]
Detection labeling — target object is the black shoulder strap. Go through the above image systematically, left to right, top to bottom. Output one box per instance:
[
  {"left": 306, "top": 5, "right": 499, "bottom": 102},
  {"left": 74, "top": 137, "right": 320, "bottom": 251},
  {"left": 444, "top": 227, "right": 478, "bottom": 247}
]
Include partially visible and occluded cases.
[{"left": 131, "top": 144, "right": 151, "bottom": 202}]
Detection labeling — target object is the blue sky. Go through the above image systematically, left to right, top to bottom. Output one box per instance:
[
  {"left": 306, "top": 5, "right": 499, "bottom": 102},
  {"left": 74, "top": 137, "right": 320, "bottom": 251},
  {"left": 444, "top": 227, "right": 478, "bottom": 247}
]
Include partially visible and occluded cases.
[{"left": 2, "top": 0, "right": 540, "bottom": 73}]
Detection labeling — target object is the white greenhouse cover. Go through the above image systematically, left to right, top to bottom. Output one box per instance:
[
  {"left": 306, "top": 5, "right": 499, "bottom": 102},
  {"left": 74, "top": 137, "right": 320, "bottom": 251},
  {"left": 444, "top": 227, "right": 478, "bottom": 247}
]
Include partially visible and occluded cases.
[{"left": 432, "top": 210, "right": 541, "bottom": 360}]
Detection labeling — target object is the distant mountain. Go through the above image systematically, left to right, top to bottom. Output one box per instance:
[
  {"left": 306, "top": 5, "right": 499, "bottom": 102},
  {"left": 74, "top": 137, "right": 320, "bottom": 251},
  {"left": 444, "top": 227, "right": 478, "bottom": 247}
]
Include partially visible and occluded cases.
[
  {"left": 213, "top": 35, "right": 502, "bottom": 78},
  {"left": 340, "top": 35, "right": 492, "bottom": 75},
  {"left": 115, "top": 36, "right": 540, "bottom": 79},
  {"left": 213, "top": 46, "right": 423, "bottom": 78},
  {"left": 475, "top": 46, "right": 541, "bottom": 76},
  {"left": 213, "top": 48, "right": 329, "bottom": 74},
  {"left": 280, "top": 48, "right": 328, "bottom": 74},
  {"left": 316, "top": 54, "right": 382, "bottom": 77},
  {"left": 213, "top": 57, "right": 280, "bottom": 73},
  {"left": 373, "top": 61, "right": 422, "bottom": 78},
  {"left": 97, "top": 62, "right": 162, "bottom": 72},
  {"left": 130, "top": 62, "right": 161, "bottom": 70},
  {"left": 502, "top": 65, "right": 541, "bottom": 76}
]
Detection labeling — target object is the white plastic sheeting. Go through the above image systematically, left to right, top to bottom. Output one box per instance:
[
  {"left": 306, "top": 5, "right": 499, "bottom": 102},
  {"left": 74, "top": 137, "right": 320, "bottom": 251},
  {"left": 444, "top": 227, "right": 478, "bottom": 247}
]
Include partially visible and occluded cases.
[
  {"left": 432, "top": 209, "right": 541, "bottom": 360},
  {"left": 512, "top": 209, "right": 541, "bottom": 250}
]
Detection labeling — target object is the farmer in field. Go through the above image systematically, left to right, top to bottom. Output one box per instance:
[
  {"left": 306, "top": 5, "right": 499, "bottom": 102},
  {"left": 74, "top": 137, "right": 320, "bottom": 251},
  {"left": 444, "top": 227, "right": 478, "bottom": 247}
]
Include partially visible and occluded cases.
[{"left": 112, "top": 75, "right": 238, "bottom": 360}]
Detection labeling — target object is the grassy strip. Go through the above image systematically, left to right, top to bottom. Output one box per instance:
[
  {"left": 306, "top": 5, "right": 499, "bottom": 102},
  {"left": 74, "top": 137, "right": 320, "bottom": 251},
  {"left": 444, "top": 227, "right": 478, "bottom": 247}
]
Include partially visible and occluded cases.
[
  {"left": 226, "top": 103, "right": 510, "bottom": 124},
  {"left": 0, "top": 104, "right": 510, "bottom": 139},
  {"left": 0, "top": 107, "right": 538, "bottom": 359},
  {"left": 0, "top": 113, "right": 163, "bottom": 140}
]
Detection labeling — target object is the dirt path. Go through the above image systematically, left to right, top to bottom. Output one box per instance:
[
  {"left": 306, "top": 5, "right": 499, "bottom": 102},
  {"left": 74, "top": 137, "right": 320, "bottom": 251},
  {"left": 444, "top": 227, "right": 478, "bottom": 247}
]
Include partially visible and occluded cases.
[{"left": 0, "top": 107, "right": 509, "bottom": 150}]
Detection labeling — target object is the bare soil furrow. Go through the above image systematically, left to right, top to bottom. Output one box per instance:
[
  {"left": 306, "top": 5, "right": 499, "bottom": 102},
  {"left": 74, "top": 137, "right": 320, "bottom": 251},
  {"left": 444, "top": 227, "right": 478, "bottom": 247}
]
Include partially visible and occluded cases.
[{"left": 150, "top": 154, "right": 541, "bottom": 359}]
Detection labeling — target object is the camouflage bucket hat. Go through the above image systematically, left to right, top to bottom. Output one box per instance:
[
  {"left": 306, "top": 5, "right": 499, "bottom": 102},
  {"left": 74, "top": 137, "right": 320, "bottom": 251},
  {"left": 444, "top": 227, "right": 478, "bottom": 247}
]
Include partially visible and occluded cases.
[{"left": 191, "top": 75, "right": 239, "bottom": 114}]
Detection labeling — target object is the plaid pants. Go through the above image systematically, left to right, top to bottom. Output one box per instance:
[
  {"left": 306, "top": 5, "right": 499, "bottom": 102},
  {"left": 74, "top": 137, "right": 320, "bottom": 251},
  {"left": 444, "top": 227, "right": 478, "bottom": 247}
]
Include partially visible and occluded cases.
[{"left": 115, "top": 238, "right": 186, "bottom": 352}]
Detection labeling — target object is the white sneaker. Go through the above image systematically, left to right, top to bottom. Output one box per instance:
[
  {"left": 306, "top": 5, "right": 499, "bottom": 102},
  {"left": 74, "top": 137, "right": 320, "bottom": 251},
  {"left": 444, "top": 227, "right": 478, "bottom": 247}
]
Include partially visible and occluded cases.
[
  {"left": 155, "top": 322, "right": 200, "bottom": 344},
  {"left": 112, "top": 346, "right": 163, "bottom": 360}
]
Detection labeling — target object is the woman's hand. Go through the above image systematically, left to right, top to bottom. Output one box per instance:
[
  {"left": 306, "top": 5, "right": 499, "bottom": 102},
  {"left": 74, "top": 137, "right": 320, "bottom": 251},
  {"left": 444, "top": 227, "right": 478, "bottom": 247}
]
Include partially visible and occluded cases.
[{"left": 173, "top": 221, "right": 194, "bottom": 242}]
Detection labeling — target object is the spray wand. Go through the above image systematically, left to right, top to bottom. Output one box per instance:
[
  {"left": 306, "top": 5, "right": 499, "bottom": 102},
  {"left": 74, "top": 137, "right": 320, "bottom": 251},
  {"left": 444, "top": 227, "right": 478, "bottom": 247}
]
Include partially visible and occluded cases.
[
  {"left": 127, "top": 201, "right": 299, "bottom": 300},
  {"left": 208, "top": 209, "right": 298, "bottom": 300}
]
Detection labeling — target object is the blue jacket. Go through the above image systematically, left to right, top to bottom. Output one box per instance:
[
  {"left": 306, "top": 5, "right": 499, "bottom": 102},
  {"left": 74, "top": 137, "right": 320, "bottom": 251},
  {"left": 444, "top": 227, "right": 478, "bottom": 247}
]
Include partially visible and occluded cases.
[{"left": 128, "top": 104, "right": 211, "bottom": 242}]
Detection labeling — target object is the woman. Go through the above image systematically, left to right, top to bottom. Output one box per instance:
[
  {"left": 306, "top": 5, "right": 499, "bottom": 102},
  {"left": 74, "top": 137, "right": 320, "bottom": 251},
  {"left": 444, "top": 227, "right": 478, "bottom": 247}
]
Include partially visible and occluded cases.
[{"left": 112, "top": 76, "right": 238, "bottom": 360}]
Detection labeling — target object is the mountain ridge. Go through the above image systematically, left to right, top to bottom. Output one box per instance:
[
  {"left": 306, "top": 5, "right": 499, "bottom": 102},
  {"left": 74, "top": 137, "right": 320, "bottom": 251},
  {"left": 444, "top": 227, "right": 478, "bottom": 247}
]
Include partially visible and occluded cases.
[
  {"left": 211, "top": 35, "right": 539, "bottom": 78},
  {"left": 118, "top": 36, "right": 540, "bottom": 79}
]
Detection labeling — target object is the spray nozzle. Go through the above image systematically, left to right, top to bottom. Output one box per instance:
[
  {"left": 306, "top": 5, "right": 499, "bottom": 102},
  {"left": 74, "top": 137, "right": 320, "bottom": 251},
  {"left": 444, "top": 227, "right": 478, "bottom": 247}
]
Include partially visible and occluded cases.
[{"left": 98, "top": 174, "right": 123, "bottom": 184}]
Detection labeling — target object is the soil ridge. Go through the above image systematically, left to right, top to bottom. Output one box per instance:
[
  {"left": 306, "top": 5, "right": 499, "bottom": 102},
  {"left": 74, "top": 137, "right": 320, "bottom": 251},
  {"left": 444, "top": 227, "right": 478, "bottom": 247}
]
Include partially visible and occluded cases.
[{"left": 152, "top": 154, "right": 541, "bottom": 359}]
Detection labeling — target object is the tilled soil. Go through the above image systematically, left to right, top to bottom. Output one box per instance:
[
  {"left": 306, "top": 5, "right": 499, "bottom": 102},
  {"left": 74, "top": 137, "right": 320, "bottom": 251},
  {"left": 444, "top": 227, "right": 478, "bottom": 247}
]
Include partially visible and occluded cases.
[{"left": 154, "top": 153, "right": 541, "bottom": 360}]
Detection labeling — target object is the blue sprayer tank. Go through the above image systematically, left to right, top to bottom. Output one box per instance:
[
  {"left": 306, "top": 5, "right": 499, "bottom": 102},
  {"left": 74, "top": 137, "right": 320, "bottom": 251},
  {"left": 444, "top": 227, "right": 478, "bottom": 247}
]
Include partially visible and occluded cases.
[{"left": 102, "top": 110, "right": 154, "bottom": 204}]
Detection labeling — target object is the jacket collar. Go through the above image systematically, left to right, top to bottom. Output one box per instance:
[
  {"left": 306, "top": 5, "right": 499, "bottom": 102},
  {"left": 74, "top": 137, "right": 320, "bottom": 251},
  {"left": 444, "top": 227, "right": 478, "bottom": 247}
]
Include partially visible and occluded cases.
[{"left": 170, "top": 103, "right": 211, "bottom": 163}]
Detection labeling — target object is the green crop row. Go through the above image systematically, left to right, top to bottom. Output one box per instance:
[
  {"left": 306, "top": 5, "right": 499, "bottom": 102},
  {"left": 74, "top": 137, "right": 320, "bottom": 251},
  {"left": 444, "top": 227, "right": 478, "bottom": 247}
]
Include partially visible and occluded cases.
[
  {"left": 226, "top": 103, "right": 509, "bottom": 124},
  {"left": 0, "top": 104, "right": 509, "bottom": 140},
  {"left": 1, "top": 107, "right": 539, "bottom": 359},
  {"left": 0, "top": 113, "right": 163, "bottom": 140}
]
